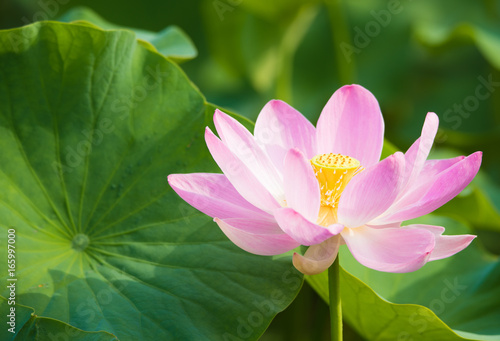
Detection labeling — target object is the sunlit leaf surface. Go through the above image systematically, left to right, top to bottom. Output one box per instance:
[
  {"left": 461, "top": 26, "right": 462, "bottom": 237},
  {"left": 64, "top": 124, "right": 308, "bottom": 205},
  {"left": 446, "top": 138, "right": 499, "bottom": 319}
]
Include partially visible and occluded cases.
[{"left": 0, "top": 22, "right": 302, "bottom": 341}]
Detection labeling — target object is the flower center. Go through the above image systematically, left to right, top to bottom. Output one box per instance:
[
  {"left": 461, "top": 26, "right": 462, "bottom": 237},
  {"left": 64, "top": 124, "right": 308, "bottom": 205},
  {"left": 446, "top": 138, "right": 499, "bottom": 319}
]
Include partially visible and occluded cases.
[{"left": 310, "top": 153, "right": 362, "bottom": 226}]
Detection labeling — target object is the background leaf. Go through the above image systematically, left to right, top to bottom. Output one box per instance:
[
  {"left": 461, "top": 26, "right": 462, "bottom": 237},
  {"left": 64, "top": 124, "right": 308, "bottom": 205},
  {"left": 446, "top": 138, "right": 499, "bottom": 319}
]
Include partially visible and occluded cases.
[
  {"left": 58, "top": 6, "right": 197, "bottom": 62},
  {"left": 0, "top": 21, "right": 302, "bottom": 340}
]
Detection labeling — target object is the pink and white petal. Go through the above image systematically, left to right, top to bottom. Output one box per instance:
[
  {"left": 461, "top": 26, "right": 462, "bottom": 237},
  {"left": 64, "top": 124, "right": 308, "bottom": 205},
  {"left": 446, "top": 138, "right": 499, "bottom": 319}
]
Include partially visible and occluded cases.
[
  {"left": 316, "top": 85, "right": 384, "bottom": 167},
  {"left": 255, "top": 100, "right": 316, "bottom": 160},
  {"left": 213, "top": 109, "right": 284, "bottom": 201},
  {"left": 402, "top": 112, "right": 439, "bottom": 191},
  {"left": 205, "top": 128, "right": 281, "bottom": 213},
  {"left": 257, "top": 144, "right": 289, "bottom": 175},
  {"left": 283, "top": 149, "right": 320, "bottom": 222},
  {"left": 338, "top": 152, "right": 405, "bottom": 228},
  {"left": 372, "top": 152, "right": 482, "bottom": 225},
  {"left": 373, "top": 156, "right": 467, "bottom": 224},
  {"left": 417, "top": 156, "right": 465, "bottom": 181},
  {"left": 168, "top": 173, "right": 272, "bottom": 221},
  {"left": 274, "top": 207, "right": 344, "bottom": 246},
  {"left": 215, "top": 218, "right": 300, "bottom": 256},
  {"left": 366, "top": 222, "right": 402, "bottom": 229},
  {"left": 406, "top": 224, "right": 476, "bottom": 261},
  {"left": 409, "top": 224, "right": 445, "bottom": 235},
  {"left": 342, "top": 225, "right": 435, "bottom": 273},
  {"left": 293, "top": 235, "right": 341, "bottom": 275},
  {"left": 430, "top": 235, "right": 476, "bottom": 261}
]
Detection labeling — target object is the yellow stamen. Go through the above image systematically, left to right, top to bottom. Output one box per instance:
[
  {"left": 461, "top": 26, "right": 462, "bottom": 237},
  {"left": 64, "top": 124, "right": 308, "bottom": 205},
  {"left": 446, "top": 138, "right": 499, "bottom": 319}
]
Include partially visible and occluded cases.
[{"left": 311, "top": 153, "right": 363, "bottom": 226}]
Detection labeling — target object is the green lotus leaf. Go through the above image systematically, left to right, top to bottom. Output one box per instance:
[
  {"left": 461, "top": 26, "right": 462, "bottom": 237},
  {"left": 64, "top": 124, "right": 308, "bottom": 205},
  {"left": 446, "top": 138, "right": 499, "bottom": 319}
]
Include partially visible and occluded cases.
[
  {"left": 58, "top": 6, "right": 197, "bottom": 62},
  {"left": 0, "top": 21, "right": 302, "bottom": 340},
  {"left": 0, "top": 296, "right": 118, "bottom": 340}
]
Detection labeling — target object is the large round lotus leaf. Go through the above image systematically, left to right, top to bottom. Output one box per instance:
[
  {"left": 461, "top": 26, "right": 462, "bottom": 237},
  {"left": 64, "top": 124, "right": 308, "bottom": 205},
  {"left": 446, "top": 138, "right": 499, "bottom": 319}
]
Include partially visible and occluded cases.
[{"left": 0, "top": 22, "right": 302, "bottom": 341}]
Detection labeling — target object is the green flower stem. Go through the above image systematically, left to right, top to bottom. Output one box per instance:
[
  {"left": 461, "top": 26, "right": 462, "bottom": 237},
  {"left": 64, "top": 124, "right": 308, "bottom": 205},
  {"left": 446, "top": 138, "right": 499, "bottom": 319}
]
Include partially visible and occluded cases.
[{"left": 329, "top": 255, "right": 342, "bottom": 341}]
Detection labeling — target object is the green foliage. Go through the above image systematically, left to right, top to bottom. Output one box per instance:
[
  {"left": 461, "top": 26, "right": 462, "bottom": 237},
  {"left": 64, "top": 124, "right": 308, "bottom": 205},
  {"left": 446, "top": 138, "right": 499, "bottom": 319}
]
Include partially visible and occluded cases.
[
  {"left": 58, "top": 6, "right": 197, "bottom": 62},
  {"left": 0, "top": 22, "right": 302, "bottom": 340},
  {"left": 1, "top": 297, "right": 118, "bottom": 340}
]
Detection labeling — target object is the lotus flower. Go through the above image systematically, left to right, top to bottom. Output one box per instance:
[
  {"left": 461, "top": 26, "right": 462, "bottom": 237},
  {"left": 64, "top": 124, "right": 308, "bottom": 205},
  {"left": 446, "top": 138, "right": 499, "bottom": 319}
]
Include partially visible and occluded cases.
[{"left": 168, "top": 85, "right": 481, "bottom": 275}]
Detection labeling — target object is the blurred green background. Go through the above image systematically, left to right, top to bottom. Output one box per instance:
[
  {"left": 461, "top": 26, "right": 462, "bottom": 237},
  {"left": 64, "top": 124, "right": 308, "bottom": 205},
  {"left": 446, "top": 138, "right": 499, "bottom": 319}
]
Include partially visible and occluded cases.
[{"left": 1, "top": 0, "right": 499, "bottom": 340}]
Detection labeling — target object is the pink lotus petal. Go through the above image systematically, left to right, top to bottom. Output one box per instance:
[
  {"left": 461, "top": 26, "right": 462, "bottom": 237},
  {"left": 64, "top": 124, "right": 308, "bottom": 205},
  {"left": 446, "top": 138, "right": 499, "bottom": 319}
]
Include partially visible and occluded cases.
[
  {"left": 316, "top": 84, "right": 384, "bottom": 167},
  {"left": 255, "top": 100, "right": 316, "bottom": 161},
  {"left": 213, "top": 109, "right": 284, "bottom": 201},
  {"left": 401, "top": 112, "right": 439, "bottom": 192},
  {"left": 205, "top": 127, "right": 281, "bottom": 213},
  {"left": 254, "top": 144, "right": 289, "bottom": 175},
  {"left": 283, "top": 149, "right": 320, "bottom": 223},
  {"left": 337, "top": 152, "right": 405, "bottom": 227},
  {"left": 372, "top": 152, "right": 482, "bottom": 225},
  {"left": 371, "top": 156, "right": 465, "bottom": 225},
  {"left": 417, "top": 156, "right": 465, "bottom": 180},
  {"left": 168, "top": 173, "right": 272, "bottom": 221},
  {"left": 274, "top": 207, "right": 344, "bottom": 246},
  {"left": 215, "top": 218, "right": 300, "bottom": 256},
  {"left": 366, "top": 222, "right": 401, "bottom": 229},
  {"left": 406, "top": 224, "right": 476, "bottom": 261},
  {"left": 342, "top": 225, "right": 435, "bottom": 273},
  {"left": 293, "top": 235, "right": 341, "bottom": 275}
]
